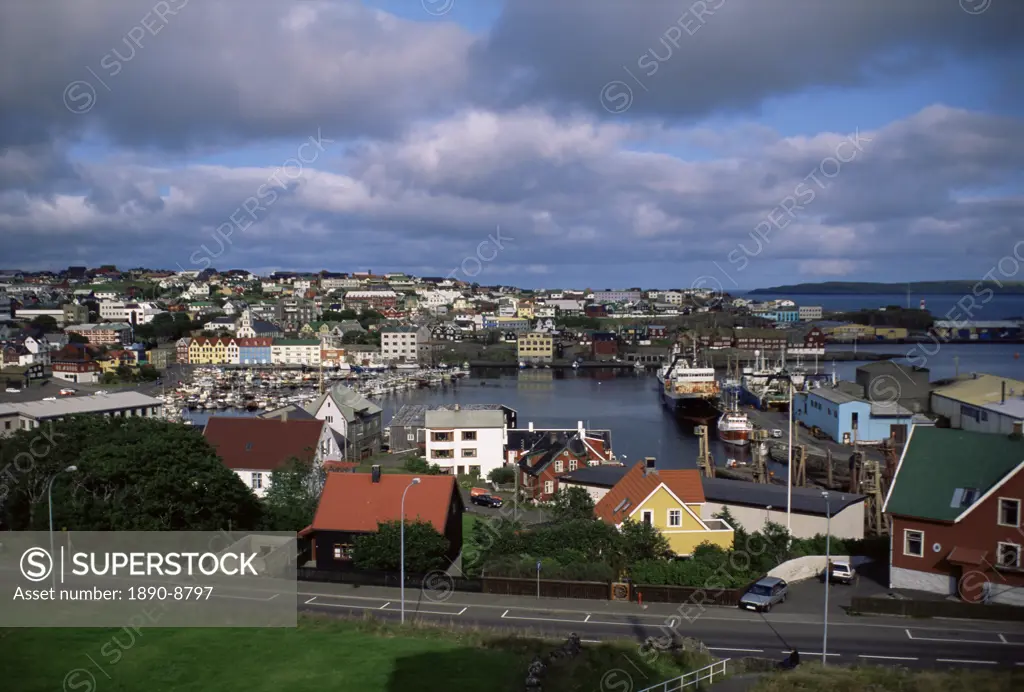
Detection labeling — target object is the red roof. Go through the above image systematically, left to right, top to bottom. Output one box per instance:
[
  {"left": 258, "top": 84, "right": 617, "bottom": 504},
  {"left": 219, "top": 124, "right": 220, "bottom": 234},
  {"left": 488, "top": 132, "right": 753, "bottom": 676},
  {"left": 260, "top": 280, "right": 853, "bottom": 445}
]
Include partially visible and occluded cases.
[
  {"left": 236, "top": 338, "right": 272, "bottom": 347},
  {"left": 203, "top": 417, "right": 324, "bottom": 471},
  {"left": 594, "top": 462, "right": 705, "bottom": 525},
  {"left": 309, "top": 473, "right": 459, "bottom": 534}
]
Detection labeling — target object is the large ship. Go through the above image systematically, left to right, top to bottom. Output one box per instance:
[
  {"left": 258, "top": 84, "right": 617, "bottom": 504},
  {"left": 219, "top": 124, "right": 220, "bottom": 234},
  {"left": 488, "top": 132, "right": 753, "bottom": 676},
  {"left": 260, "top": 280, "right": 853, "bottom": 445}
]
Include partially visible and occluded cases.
[
  {"left": 660, "top": 344, "right": 721, "bottom": 423},
  {"left": 739, "top": 349, "right": 797, "bottom": 412},
  {"left": 717, "top": 389, "right": 753, "bottom": 446}
]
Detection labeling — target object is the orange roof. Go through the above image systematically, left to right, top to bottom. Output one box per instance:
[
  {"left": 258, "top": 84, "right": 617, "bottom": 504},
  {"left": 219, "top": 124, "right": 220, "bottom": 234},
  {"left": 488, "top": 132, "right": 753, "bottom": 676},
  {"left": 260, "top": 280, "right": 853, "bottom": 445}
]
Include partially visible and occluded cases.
[
  {"left": 594, "top": 462, "right": 705, "bottom": 525},
  {"left": 310, "top": 473, "right": 460, "bottom": 534}
]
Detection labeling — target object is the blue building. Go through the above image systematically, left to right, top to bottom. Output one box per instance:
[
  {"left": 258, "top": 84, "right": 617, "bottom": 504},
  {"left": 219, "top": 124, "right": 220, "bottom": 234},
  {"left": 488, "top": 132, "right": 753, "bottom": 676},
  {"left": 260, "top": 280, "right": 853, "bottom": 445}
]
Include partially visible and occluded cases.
[
  {"left": 763, "top": 309, "right": 799, "bottom": 323},
  {"left": 238, "top": 337, "right": 272, "bottom": 365},
  {"left": 794, "top": 385, "right": 922, "bottom": 444}
]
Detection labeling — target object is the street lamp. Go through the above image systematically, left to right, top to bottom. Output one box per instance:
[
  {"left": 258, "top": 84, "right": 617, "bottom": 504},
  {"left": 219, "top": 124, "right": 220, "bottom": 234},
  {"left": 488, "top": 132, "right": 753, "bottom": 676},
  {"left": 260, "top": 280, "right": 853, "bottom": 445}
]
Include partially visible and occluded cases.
[
  {"left": 48, "top": 465, "right": 78, "bottom": 589},
  {"left": 400, "top": 477, "right": 421, "bottom": 624},
  {"left": 822, "top": 490, "right": 831, "bottom": 665}
]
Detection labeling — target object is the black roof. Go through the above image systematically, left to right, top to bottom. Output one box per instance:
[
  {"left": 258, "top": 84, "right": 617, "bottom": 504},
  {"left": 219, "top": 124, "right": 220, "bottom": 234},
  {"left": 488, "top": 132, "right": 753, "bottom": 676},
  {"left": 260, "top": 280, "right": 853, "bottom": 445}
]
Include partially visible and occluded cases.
[
  {"left": 509, "top": 428, "right": 612, "bottom": 476},
  {"left": 559, "top": 467, "right": 866, "bottom": 518}
]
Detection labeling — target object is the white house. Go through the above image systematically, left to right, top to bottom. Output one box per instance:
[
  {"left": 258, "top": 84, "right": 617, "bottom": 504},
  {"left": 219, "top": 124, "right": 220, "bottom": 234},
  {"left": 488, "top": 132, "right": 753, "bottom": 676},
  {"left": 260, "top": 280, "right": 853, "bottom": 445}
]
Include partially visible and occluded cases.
[
  {"left": 271, "top": 339, "right": 321, "bottom": 366},
  {"left": 303, "top": 384, "right": 383, "bottom": 460},
  {"left": 424, "top": 407, "right": 507, "bottom": 477}
]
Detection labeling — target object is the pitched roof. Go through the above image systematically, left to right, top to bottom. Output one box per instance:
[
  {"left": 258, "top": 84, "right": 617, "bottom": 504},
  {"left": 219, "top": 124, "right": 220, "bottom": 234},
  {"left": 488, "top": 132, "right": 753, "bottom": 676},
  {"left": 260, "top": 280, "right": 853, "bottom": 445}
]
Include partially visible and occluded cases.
[
  {"left": 931, "top": 374, "right": 1024, "bottom": 408},
  {"left": 303, "top": 383, "right": 382, "bottom": 420},
  {"left": 425, "top": 409, "right": 505, "bottom": 429},
  {"left": 203, "top": 417, "right": 324, "bottom": 471},
  {"left": 883, "top": 426, "right": 1024, "bottom": 522},
  {"left": 594, "top": 462, "right": 705, "bottom": 525},
  {"left": 309, "top": 473, "right": 460, "bottom": 534}
]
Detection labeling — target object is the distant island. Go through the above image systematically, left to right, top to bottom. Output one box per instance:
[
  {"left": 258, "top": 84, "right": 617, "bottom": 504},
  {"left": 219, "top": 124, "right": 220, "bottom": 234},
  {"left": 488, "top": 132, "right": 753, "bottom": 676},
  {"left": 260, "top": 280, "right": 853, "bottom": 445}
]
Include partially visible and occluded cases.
[{"left": 747, "top": 281, "right": 1024, "bottom": 295}]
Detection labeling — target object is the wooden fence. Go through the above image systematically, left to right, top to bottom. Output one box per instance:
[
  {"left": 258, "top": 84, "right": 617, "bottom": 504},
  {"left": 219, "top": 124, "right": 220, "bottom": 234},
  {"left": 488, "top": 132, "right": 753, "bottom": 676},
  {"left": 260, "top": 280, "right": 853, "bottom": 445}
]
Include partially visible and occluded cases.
[
  {"left": 297, "top": 566, "right": 482, "bottom": 593},
  {"left": 482, "top": 576, "right": 609, "bottom": 600},
  {"left": 633, "top": 582, "right": 752, "bottom": 607},
  {"left": 850, "top": 596, "right": 1024, "bottom": 621}
]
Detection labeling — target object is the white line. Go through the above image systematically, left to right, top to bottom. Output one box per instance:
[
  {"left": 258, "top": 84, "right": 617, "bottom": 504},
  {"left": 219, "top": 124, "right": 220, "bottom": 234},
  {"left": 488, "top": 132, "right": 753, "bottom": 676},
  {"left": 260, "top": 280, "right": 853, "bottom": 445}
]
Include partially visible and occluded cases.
[
  {"left": 214, "top": 594, "right": 276, "bottom": 601},
  {"left": 267, "top": 594, "right": 279, "bottom": 601},
  {"left": 305, "top": 596, "right": 317, "bottom": 605},
  {"left": 310, "top": 601, "right": 459, "bottom": 616},
  {"left": 379, "top": 602, "right": 391, "bottom": 610},
  {"left": 457, "top": 607, "right": 468, "bottom": 615},
  {"left": 501, "top": 609, "right": 509, "bottom": 618},
  {"left": 502, "top": 614, "right": 591, "bottom": 624},
  {"left": 585, "top": 614, "right": 591, "bottom": 622},
  {"left": 905, "top": 628, "right": 913, "bottom": 640},
  {"left": 906, "top": 634, "right": 1013, "bottom": 645},
  {"left": 999, "top": 634, "right": 1008, "bottom": 643},
  {"left": 582, "top": 639, "right": 602, "bottom": 643},
  {"left": 710, "top": 647, "right": 764, "bottom": 653},
  {"left": 783, "top": 651, "right": 840, "bottom": 657},
  {"left": 859, "top": 655, "right": 917, "bottom": 661},
  {"left": 936, "top": 659, "right": 997, "bottom": 665}
]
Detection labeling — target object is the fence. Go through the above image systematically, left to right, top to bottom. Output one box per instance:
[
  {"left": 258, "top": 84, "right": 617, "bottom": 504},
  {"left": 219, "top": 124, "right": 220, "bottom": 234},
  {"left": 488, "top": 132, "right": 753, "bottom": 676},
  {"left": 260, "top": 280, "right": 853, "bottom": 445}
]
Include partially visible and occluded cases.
[
  {"left": 297, "top": 566, "right": 483, "bottom": 593},
  {"left": 482, "top": 576, "right": 608, "bottom": 600},
  {"left": 634, "top": 583, "right": 752, "bottom": 607},
  {"left": 849, "top": 596, "right": 1024, "bottom": 621},
  {"left": 638, "top": 659, "right": 729, "bottom": 692}
]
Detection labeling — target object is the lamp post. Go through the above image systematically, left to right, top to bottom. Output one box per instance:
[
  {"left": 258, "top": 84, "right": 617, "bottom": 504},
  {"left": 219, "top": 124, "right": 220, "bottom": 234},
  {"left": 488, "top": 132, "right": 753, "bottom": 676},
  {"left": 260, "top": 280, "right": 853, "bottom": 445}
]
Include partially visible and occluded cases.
[
  {"left": 787, "top": 380, "right": 794, "bottom": 534},
  {"left": 48, "top": 465, "right": 78, "bottom": 590},
  {"left": 400, "top": 477, "right": 421, "bottom": 624},
  {"left": 822, "top": 491, "right": 831, "bottom": 665}
]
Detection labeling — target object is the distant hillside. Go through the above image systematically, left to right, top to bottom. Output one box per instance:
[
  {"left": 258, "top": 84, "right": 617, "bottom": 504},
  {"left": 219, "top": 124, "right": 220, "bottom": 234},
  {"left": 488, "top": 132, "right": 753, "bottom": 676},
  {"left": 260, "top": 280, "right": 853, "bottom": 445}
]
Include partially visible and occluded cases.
[{"left": 747, "top": 281, "right": 1024, "bottom": 295}]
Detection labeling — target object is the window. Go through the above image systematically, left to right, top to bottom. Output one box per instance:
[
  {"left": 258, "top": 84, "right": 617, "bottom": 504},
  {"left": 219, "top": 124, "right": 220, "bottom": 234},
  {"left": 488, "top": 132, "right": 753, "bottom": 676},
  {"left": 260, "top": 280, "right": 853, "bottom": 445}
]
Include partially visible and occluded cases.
[
  {"left": 851, "top": 412, "right": 859, "bottom": 429},
  {"left": 407, "top": 431, "right": 415, "bottom": 441},
  {"left": 432, "top": 431, "right": 453, "bottom": 442},
  {"left": 461, "top": 431, "right": 477, "bottom": 441},
  {"left": 461, "top": 448, "right": 477, "bottom": 458},
  {"left": 431, "top": 449, "right": 453, "bottom": 459},
  {"left": 554, "top": 460, "right": 563, "bottom": 473},
  {"left": 569, "top": 460, "right": 578, "bottom": 471},
  {"left": 251, "top": 472, "right": 262, "bottom": 490},
  {"left": 544, "top": 480, "right": 554, "bottom": 495},
  {"left": 999, "top": 498, "right": 1021, "bottom": 527},
  {"left": 668, "top": 509, "right": 682, "bottom": 527},
  {"left": 642, "top": 510, "right": 653, "bottom": 526},
  {"left": 903, "top": 529, "right": 924, "bottom": 557},
  {"left": 997, "top": 542, "right": 1021, "bottom": 568},
  {"left": 333, "top": 543, "right": 352, "bottom": 560}
]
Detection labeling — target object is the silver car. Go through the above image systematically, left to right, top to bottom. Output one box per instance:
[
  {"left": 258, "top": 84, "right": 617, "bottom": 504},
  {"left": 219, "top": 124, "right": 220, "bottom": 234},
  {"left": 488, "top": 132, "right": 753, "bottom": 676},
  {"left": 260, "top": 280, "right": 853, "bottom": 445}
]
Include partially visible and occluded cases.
[{"left": 739, "top": 577, "right": 788, "bottom": 612}]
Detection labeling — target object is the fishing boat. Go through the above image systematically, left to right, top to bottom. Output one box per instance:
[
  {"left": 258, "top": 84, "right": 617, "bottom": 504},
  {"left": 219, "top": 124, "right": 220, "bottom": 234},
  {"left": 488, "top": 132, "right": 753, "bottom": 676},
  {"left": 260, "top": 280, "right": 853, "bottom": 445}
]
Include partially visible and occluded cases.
[
  {"left": 659, "top": 343, "right": 721, "bottom": 423},
  {"left": 739, "top": 350, "right": 790, "bottom": 412},
  {"left": 717, "top": 389, "right": 753, "bottom": 447}
]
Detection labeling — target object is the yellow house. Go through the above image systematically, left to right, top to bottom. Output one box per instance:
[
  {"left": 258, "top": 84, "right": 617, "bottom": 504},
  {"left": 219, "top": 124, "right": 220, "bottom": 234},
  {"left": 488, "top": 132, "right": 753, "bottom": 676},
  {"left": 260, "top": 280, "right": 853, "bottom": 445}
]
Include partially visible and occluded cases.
[
  {"left": 517, "top": 304, "right": 535, "bottom": 319},
  {"left": 825, "top": 323, "right": 875, "bottom": 340},
  {"left": 873, "top": 326, "right": 908, "bottom": 340},
  {"left": 517, "top": 331, "right": 554, "bottom": 363},
  {"left": 188, "top": 337, "right": 234, "bottom": 364},
  {"left": 594, "top": 462, "right": 733, "bottom": 556}
]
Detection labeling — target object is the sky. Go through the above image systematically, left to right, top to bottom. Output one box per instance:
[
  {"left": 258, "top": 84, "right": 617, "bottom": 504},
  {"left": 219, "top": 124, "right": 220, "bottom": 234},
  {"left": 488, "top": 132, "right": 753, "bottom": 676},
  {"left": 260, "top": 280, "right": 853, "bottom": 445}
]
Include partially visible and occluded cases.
[{"left": 1, "top": 0, "right": 1022, "bottom": 290}]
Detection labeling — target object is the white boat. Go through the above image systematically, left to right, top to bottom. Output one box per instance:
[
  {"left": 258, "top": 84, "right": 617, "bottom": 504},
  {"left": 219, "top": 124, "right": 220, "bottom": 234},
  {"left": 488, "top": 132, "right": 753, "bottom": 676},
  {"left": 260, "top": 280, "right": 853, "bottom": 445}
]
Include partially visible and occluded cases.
[
  {"left": 518, "top": 361, "right": 527, "bottom": 369},
  {"left": 634, "top": 361, "right": 645, "bottom": 370},
  {"left": 717, "top": 392, "right": 753, "bottom": 447}
]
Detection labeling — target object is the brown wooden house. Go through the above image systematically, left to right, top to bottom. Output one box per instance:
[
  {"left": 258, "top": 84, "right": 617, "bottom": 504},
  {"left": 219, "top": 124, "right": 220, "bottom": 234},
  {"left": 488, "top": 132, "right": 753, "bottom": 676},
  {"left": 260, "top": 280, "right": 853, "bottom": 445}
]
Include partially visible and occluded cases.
[{"left": 508, "top": 425, "right": 615, "bottom": 501}]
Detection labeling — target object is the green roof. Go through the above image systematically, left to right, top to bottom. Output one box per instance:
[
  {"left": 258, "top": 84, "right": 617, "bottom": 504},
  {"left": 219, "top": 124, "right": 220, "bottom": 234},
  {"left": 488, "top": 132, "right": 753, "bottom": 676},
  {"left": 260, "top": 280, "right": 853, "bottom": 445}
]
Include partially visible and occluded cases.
[{"left": 885, "top": 426, "right": 1024, "bottom": 522}]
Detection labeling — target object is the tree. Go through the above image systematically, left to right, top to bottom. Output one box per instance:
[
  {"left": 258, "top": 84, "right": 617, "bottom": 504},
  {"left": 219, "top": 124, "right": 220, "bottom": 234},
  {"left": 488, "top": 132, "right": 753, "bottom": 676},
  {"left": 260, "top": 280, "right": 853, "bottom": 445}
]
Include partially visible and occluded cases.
[
  {"left": 322, "top": 309, "right": 357, "bottom": 322},
  {"left": 29, "top": 315, "right": 58, "bottom": 331},
  {"left": 341, "top": 330, "right": 364, "bottom": 344},
  {"left": 68, "top": 333, "right": 89, "bottom": 344},
  {"left": 0, "top": 416, "right": 263, "bottom": 531},
  {"left": 402, "top": 455, "right": 443, "bottom": 475},
  {"left": 262, "top": 457, "right": 322, "bottom": 531},
  {"left": 487, "top": 466, "right": 515, "bottom": 485},
  {"left": 551, "top": 486, "right": 595, "bottom": 522},
  {"left": 619, "top": 518, "right": 672, "bottom": 565},
  {"left": 352, "top": 519, "right": 449, "bottom": 573}
]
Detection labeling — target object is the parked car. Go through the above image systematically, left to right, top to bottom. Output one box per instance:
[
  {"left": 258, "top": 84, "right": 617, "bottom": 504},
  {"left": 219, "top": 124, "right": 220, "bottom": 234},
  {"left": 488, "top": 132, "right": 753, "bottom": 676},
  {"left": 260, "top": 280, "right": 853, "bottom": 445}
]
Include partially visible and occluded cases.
[
  {"left": 5, "top": 387, "right": 20, "bottom": 393},
  {"left": 59, "top": 388, "right": 76, "bottom": 396},
  {"left": 43, "top": 396, "right": 57, "bottom": 401},
  {"left": 770, "top": 429, "right": 783, "bottom": 438},
  {"left": 471, "top": 494, "right": 503, "bottom": 508},
  {"left": 822, "top": 561, "right": 856, "bottom": 585},
  {"left": 739, "top": 577, "right": 788, "bottom": 612}
]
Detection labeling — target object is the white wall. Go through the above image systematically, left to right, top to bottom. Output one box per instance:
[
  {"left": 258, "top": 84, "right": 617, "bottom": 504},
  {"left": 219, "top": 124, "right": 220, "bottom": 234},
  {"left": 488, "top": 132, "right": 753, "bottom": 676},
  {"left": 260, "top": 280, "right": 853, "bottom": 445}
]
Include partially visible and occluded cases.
[
  {"left": 314, "top": 399, "right": 350, "bottom": 456},
  {"left": 426, "top": 425, "right": 506, "bottom": 476},
  {"left": 237, "top": 469, "right": 270, "bottom": 498},
  {"left": 557, "top": 482, "right": 611, "bottom": 504},
  {"left": 700, "top": 502, "right": 865, "bottom": 540},
  {"left": 767, "top": 555, "right": 874, "bottom": 582},
  {"left": 890, "top": 565, "right": 957, "bottom": 595}
]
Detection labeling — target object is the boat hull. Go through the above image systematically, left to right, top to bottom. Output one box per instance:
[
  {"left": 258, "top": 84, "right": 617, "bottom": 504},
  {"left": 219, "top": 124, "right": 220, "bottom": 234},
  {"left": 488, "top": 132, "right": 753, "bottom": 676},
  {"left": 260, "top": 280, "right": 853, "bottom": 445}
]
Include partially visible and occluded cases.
[
  {"left": 661, "top": 390, "right": 721, "bottom": 423},
  {"left": 718, "top": 428, "right": 752, "bottom": 446}
]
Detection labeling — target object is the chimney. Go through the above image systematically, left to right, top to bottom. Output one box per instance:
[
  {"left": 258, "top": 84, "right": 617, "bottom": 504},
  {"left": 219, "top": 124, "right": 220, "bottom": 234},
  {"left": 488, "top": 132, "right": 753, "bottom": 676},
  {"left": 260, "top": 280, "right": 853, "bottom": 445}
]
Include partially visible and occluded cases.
[
  {"left": 1002, "top": 381, "right": 1006, "bottom": 404},
  {"left": 454, "top": 403, "right": 460, "bottom": 411},
  {"left": 577, "top": 420, "right": 584, "bottom": 434},
  {"left": 1013, "top": 421, "right": 1023, "bottom": 439},
  {"left": 528, "top": 422, "right": 534, "bottom": 432},
  {"left": 549, "top": 431, "right": 559, "bottom": 445},
  {"left": 645, "top": 456, "right": 656, "bottom": 470},
  {"left": 371, "top": 465, "right": 381, "bottom": 483}
]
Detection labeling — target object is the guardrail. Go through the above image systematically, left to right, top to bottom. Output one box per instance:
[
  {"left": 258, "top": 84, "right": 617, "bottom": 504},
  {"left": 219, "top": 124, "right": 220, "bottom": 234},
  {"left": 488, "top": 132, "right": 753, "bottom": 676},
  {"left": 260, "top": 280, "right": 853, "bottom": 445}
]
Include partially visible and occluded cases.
[{"left": 637, "top": 659, "right": 729, "bottom": 692}]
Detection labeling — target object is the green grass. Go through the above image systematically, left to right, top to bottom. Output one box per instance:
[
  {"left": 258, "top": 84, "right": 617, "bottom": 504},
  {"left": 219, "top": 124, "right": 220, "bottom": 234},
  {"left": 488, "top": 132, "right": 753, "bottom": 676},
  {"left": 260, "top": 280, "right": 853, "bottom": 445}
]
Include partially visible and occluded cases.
[
  {"left": 1, "top": 615, "right": 712, "bottom": 692},
  {"left": 751, "top": 664, "right": 1022, "bottom": 692}
]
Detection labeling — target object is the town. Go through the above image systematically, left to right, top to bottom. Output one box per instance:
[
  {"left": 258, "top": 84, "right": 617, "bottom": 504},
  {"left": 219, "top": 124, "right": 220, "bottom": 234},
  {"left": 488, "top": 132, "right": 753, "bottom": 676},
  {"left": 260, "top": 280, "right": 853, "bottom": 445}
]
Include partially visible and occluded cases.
[{"left": 1, "top": 265, "right": 1023, "bottom": 688}]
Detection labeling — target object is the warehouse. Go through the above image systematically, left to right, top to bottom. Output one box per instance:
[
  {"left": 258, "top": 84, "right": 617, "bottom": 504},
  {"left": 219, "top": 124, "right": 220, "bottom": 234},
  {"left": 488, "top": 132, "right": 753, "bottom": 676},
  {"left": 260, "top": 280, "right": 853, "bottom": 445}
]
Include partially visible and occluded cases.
[{"left": 930, "top": 373, "right": 1024, "bottom": 434}]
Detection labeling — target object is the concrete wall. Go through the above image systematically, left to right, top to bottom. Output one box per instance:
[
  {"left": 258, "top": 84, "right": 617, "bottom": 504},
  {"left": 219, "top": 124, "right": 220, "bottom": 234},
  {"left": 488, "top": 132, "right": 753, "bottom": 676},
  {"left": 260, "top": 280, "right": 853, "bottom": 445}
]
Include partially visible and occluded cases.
[
  {"left": 700, "top": 501, "right": 865, "bottom": 540},
  {"left": 767, "top": 555, "right": 872, "bottom": 582},
  {"left": 890, "top": 565, "right": 957, "bottom": 594}
]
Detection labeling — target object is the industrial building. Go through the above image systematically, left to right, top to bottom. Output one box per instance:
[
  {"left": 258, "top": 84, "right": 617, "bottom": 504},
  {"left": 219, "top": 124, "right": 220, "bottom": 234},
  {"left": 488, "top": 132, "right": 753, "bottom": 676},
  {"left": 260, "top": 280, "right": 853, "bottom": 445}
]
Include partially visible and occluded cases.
[{"left": 931, "top": 374, "right": 1024, "bottom": 434}]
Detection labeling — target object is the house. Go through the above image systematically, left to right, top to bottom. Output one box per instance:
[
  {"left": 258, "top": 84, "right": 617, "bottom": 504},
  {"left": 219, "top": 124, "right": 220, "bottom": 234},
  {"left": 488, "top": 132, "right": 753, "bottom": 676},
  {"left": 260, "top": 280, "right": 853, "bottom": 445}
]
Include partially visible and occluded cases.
[
  {"left": 62, "top": 303, "right": 89, "bottom": 325},
  {"left": 798, "top": 306, "right": 823, "bottom": 321},
  {"left": 235, "top": 310, "right": 284, "bottom": 339},
  {"left": 65, "top": 322, "right": 132, "bottom": 345},
  {"left": 380, "top": 325, "right": 430, "bottom": 364},
  {"left": 517, "top": 331, "right": 554, "bottom": 364},
  {"left": 590, "top": 332, "right": 618, "bottom": 360},
  {"left": 176, "top": 337, "right": 191, "bottom": 364},
  {"left": 188, "top": 337, "right": 235, "bottom": 365},
  {"left": 237, "top": 337, "right": 273, "bottom": 365},
  {"left": 271, "top": 339, "right": 321, "bottom": 366},
  {"left": 147, "top": 346, "right": 177, "bottom": 369},
  {"left": 855, "top": 361, "right": 931, "bottom": 414},
  {"left": 930, "top": 374, "right": 1024, "bottom": 433},
  {"left": 304, "top": 384, "right": 383, "bottom": 459},
  {"left": 794, "top": 385, "right": 928, "bottom": 445},
  {"left": 0, "top": 392, "right": 163, "bottom": 437},
  {"left": 388, "top": 403, "right": 517, "bottom": 453},
  {"left": 424, "top": 407, "right": 507, "bottom": 477},
  {"left": 203, "top": 416, "right": 338, "bottom": 498},
  {"left": 508, "top": 423, "right": 614, "bottom": 501},
  {"left": 883, "top": 426, "right": 1024, "bottom": 605},
  {"left": 593, "top": 460, "right": 734, "bottom": 556},
  {"left": 560, "top": 464, "right": 866, "bottom": 539},
  {"left": 301, "top": 470, "right": 464, "bottom": 569}
]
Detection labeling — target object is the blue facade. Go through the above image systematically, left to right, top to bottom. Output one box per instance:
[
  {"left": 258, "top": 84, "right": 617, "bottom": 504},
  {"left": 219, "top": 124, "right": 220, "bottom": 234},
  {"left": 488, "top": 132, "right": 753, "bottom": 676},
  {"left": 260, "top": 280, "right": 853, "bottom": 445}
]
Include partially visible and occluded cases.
[
  {"left": 239, "top": 345, "right": 272, "bottom": 364},
  {"left": 794, "top": 390, "right": 910, "bottom": 443}
]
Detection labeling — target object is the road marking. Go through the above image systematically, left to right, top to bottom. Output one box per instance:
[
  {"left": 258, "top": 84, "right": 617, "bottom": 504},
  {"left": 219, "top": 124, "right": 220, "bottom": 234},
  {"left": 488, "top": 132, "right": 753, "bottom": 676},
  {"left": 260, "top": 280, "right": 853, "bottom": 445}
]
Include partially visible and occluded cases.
[
  {"left": 305, "top": 597, "right": 317, "bottom": 605},
  {"left": 310, "top": 601, "right": 460, "bottom": 616},
  {"left": 379, "top": 602, "right": 390, "bottom": 610},
  {"left": 457, "top": 607, "right": 468, "bottom": 615},
  {"left": 501, "top": 609, "right": 509, "bottom": 618},
  {"left": 502, "top": 613, "right": 591, "bottom": 624},
  {"left": 585, "top": 614, "right": 591, "bottom": 622},
  {"left": 906, "top": 630, "right": 1015, "bottom": 645},
  {"left": 999, "top": 634, "right": 1008, "bottom": 643},
  {"left": 582, "top": 639, "right": 602, "bottom": 643},
  {"left": 710, "top": 647, "right": 763, "bottom": 653},
  {"left": 783, "top": 651, "right": 840, "bottom": 657},
  {"left": 859, "top": 655, "right": 917, "bottom": 661},
  {"left": 936, "top": 659, "right": 997, "bottom": 665}
]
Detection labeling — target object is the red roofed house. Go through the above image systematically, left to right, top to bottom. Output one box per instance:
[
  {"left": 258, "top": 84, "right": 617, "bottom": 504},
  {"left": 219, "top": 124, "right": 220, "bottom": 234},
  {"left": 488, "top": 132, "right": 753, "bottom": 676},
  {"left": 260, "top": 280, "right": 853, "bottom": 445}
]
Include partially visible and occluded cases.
[
  {"left": 203, "top": 417, "right": 342, "bottom": 498},
  {"left": 594, "top": 459, "right": 734, "bottom": 556},
  {"left": 302, "top": 467, "right": 464, "bottom": 570}
]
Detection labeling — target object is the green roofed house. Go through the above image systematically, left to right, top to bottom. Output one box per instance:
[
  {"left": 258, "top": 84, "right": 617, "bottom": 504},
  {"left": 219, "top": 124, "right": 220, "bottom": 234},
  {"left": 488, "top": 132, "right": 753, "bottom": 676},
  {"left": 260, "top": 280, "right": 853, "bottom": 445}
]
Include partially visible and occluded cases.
[{"left": 883, "top": 425, "right": 1024, "bottom": 605}]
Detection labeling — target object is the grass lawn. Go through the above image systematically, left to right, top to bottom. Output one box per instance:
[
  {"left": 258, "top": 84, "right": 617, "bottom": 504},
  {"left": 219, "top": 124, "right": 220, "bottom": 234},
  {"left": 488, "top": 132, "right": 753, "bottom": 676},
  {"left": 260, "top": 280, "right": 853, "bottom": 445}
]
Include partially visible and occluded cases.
[
  {"left": 1, "top": 616, "right": 710, "bottom": 692},
  {"left": 751, "top": 665, "right": 1022, "bottom": 692}
]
